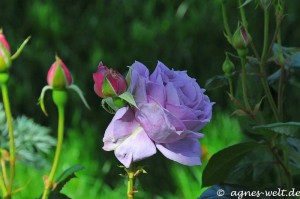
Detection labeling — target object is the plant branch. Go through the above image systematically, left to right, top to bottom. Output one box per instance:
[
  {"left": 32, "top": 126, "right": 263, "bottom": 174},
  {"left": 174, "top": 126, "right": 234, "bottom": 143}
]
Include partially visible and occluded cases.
[
  {"left": 221, "top": 0, "right": 232, "bottom": 41},
  {"left": 276, "top": 0, "right": 285, "bottom": 120},
  {"left": 259, "top": 8, "right": 280, "bottom": 121},
  {"left": 240, "top": 57, "right": 251, "bottom": 110},
  {"left": 1, "top": 84, "right": 15, "bottom": 197},
  {"left": 42, "top": 90, "right": 67, "bottom": 199},
  {"left": 127, "top": 165, "right": 135, "bottom": 199}
]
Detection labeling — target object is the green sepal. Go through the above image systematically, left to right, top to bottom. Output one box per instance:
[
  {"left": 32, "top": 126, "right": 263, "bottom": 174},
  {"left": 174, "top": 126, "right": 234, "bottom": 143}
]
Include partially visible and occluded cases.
[
  {"left": 10, "top": 36, "right": 31, "bottom": 61},
  {"left": 0, "top": 43, "right": 11, "bottom": 72},
  {"left": 52, "top": 64, "right": 68, "bottom": 89},
  {"left": 125, "top": 66, "right": 132, "bottom": 87},
  {"left": 102, "top": 75, "right": 117, "bottom": 97},
  {"left": 68, "top": 84, "right": 90, "bottom": 110},
  {"left": 38, "top": 85, "right": 52, "bottom": 116},
  {"left": 118, "top": 91, "right": 138, "bottom": 109},
  {"left": 101, "top": 97, "right": 123, "bottom": 114}
]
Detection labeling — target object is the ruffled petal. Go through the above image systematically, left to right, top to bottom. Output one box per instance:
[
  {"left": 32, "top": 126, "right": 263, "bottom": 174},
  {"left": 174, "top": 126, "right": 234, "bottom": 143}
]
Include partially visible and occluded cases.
[
  {"left": 130, "top": 61, "right": 149, "bottom": 104},
  {"left": 146, "top": 82, "right": 166, "bottom": 106},
  {"left": 165, "top": 82, "right": 180, "bottom": 105},
  {"left": 136, "top": 102, "right": 187, "bottom": 143},
  {"left": 103, "top": 107, "right": 132, "bottom": 151},
  {"left": 114, "top": 127, "right": 156, "bottom": 168},
  {"left": 156, "top": 136, "right": 203, "bottom": 166}
]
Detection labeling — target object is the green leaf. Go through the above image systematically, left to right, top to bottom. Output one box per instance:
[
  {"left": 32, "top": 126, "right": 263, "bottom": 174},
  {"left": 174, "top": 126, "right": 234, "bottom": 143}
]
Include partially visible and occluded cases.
[
  {"left": 239, "top": 0, "right": 254, "bottom": 8},
  {"left": 125, "top": 66, "right": 132, "bottom": 87},
  {"left": 204, "top": 75, "right": 228, "bottom": 90},
  {"left": 68, "top": 84, "right": 90, "bottom": 110},
  {"left": 118, "top": 91, "right": 138, "bottom": 109},
  {"left": 253, "top": 96, "right": 266, "bottom": 115},
  {"left": 231, "top": 109, "right": 248, "bottom": 117},
  {"left": 253, "top": 122, "right": 300, "bottom": 138},
  {"left": 286, "top": 137, "right": 300, "bottom": 174},
  {"left": 202, "top": 142, "right": 262, "bottom": 187},
  {"left": 47, "top": 164, "right": 84, "bottom": 198},
  {"left": 55, "top": 164, "right": 84, "bottom": 190},
  {"left": 38, "top": 165, "right": 84, "bottom": 198},
  {"left": 48, "top": 192, "right": 70, "bottom": 199}
]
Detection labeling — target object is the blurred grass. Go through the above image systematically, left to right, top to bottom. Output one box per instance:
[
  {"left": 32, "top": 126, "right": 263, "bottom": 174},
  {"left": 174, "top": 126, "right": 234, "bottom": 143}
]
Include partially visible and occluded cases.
[{"left": 13, "top": 110, "right": 242, "bottom": 199}]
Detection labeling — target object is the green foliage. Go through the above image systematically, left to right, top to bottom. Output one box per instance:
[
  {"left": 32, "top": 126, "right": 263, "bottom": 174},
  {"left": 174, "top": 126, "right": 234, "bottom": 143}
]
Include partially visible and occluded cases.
[
  {"left": 201, "top": 0, "right": 300, "bottom": 196},
  {"left": 0, "top": 103, "right": 55, "bottom": 168},
  {"left": 253, "top": 122, "right": 300, "bottom": 138},
  {"left": 202, "top": 142, "right": 262, "bottom": 187},
  {"left": 46, "top": 165, "right": 84, "bottom": 199}
]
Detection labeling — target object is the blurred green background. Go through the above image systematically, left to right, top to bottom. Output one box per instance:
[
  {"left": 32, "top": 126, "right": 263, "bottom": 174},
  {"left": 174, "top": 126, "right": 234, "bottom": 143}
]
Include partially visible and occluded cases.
[{"left": 1, "top": 0, "right": 300, "bottom": 198}]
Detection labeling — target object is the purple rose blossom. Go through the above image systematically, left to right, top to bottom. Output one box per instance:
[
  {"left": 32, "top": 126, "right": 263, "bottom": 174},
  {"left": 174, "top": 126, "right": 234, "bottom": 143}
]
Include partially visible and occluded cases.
[{"left": 103, "top": 61, "right": 213, "bottom": 168}]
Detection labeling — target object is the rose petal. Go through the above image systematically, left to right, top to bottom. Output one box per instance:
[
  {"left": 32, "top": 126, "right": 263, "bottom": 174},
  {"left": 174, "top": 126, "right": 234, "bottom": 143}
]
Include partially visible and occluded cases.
[
  {"left": 130, "top": 61, "right": 149, "bottom": 104},
  {"left": 150, "top": 62, "right": 164, "bottom": 84},
  {"left": 146, "top": 82, "right": 166, "bottom": 106},
  {"left": 165, "top": 82, "right": 180, "bottom": 105},
  {"left": 136, "top": 102, "right": 189, "bottom": 143},
  {"left": 136, "top": 103, "right": 176, "bottom": 143},
  {"left": 166, "top": 103, "right": 197, "bottom": 121},
  {"left": 103, "top": 107, "right": 132, "bottom": 151},
  {"left": 114, "top": 127, "right": 156, "bottom": 168},
  {"left": 156, "top": 136, "right": 203, "bottom": 166}
]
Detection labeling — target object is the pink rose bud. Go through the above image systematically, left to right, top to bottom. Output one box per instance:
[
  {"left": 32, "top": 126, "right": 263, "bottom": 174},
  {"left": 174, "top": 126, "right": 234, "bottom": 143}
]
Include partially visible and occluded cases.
[
  {"left": 0, "top": 30, "right": 11, "bottom": 71},
  {"left": 47, "top": 56, "right": 73, "bottom": 89},
  {"left": 93, "top": 62, "right": 127, "bottom": 98}
]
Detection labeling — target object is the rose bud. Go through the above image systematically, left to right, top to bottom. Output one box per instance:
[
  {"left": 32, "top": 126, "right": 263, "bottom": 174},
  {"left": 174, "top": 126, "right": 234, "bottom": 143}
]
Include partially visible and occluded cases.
[
  {"left": 232, "top": 26, "right": 252, "bottom": 57},
  {"left": 0, "top": 30, "right": 11, "bottom": 72},
  {"left": 222, "top": 54, "right": 235, "bottom": 76},
  {"left": 47, "top": 56, "right": 73, "bottom": 89},
  {"left": 93, "top": 62, "right": 127, "bottom": 98}
]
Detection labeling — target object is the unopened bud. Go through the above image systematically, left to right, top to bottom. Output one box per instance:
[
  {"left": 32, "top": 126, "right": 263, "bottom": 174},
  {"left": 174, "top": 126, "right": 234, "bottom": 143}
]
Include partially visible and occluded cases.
[
  {"left": 232, "top": 26, "right": 252, "bottom": 50},
  {"left": 0, "top": 30, "right": 11, "bottom": 72},
  {"left": 222, "top": 54, "right": 235, "bottom": 76},
  {"left": 47, "top": 56, "right": 73, "bottom": 89},
  {"left": 93, "top": 62, "right": 127, "bottom": 98}
]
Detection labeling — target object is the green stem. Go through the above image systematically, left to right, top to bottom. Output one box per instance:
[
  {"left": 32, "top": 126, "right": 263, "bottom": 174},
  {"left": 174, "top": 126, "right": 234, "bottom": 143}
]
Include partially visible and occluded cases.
[
  {"left": 221, "top": 0, "right": 232, "bottom": 41},
  {"left": 238, "top": 0, "right": 247, "bottom": 27},
  {"left": 238, "top": 0, "right": 260, "bottom": 60},
  {"left": 276, "top": 0, "right": 285, "bottom": 120},
  {"left": 260, "top": 8, "right": 280, "bottom": 121},
  {"left": 240, "top": 57, "right": 251, "bottom": 110},
  {"left": 228, "top": 76, "right": 234, "bottom": 96},
  {"left": 1, "top": 84, "right": 15, "bottom": 197},
  {"left": 42, "top": 90, "right": 67, "bottom": 199},
  {"left": 0, "top": 157, "right": 8, "bottom": 198},
  {"left": 1, "top": 158, "right": 7, "bottom": 185},
  {"left": 127, "top": 165, "right": 134, "bottom": 199},
  {"left": 0, "top": 174, "right": 7, "bottom": 198}
]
